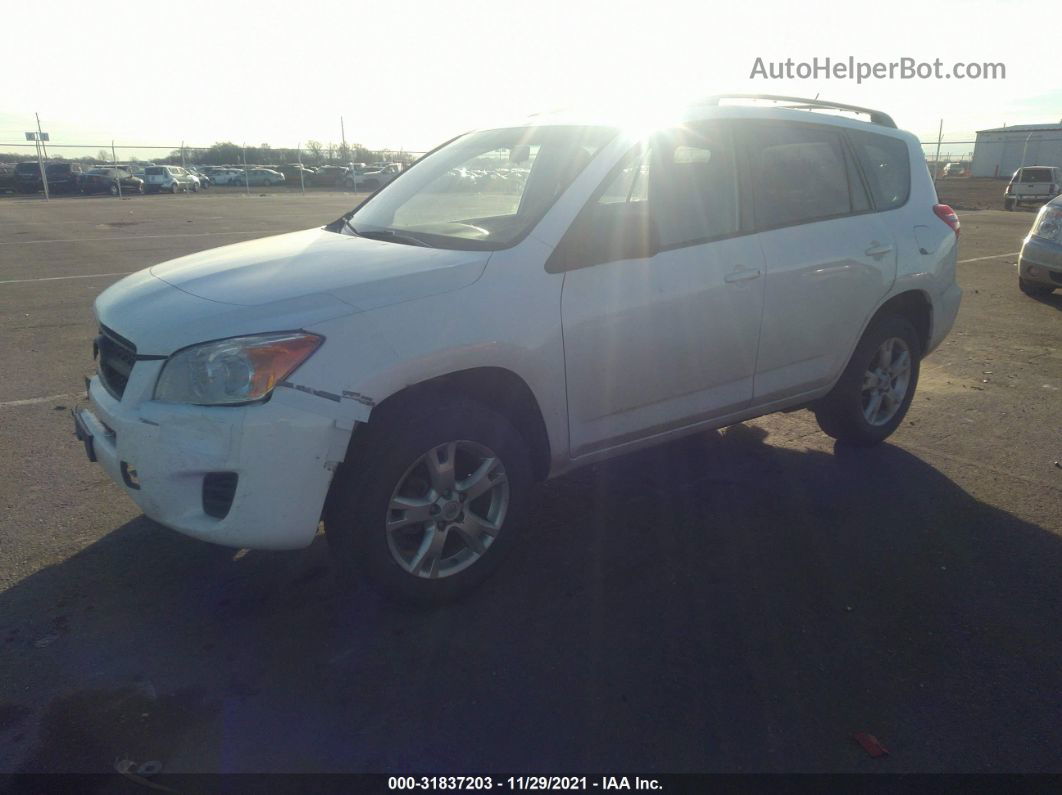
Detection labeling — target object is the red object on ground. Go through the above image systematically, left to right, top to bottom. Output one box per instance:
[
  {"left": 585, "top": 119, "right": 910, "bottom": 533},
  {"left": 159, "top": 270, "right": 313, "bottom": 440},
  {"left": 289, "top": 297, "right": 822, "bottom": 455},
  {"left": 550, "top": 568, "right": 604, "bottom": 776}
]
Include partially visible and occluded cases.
[{"left": 854, "top": 732, "right": 890, "bottom": 758}]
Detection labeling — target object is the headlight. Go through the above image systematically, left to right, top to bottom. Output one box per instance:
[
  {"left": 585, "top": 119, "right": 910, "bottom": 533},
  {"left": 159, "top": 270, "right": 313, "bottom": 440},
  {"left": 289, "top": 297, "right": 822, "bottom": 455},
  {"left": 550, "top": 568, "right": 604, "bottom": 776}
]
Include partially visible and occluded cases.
[
  {"left": 1032, "top": 205, "right": 1062, "bottom": 244},
  {"left": 154, "top": 332, "right": 323, "bottom": 406}
]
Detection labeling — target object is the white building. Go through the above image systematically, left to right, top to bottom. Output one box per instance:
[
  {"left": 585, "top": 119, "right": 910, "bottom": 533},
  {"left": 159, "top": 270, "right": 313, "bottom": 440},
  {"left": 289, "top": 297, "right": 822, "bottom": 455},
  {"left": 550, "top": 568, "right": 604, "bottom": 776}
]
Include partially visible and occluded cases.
[{"left": 971, "top": 123, "right": 1062, "bottom": 178}]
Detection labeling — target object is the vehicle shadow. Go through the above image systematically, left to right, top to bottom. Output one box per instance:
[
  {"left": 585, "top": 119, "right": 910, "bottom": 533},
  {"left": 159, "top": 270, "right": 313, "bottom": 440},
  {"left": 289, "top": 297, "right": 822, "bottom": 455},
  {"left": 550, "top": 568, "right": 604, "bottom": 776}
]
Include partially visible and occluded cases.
[
  {"left": 1026, "top": 290, "right": 1062, "bottom": 310},
  {"left": 1, "top": 424, "right": 1060, "bottom": 777}
]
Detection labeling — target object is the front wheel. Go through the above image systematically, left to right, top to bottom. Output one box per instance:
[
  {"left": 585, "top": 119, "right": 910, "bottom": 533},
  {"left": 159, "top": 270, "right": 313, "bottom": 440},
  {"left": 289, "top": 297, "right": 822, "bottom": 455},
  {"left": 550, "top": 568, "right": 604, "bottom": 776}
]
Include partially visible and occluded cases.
[
  {"left": 169, "top": 182, "right": 179, "bottom": 194},
  {"left": 1004, "top": 198, "right": 1015, "bottom": 210},
  {"left": 814, "top": 315, "right": 921, "bottom": 447},
  {"left": 327, "top": 398, "right": 532, "bottom": 604}
]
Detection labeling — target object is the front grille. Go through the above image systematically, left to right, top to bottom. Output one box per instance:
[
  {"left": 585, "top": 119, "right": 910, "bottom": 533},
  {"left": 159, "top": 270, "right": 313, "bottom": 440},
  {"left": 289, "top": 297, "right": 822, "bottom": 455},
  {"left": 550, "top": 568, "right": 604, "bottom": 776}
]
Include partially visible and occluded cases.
[
  {"left": 96, "top": 326, "right": 137, "bottom": 400},
  {"left": 202, "top": 472, "right": 239, "bottom": 519}
]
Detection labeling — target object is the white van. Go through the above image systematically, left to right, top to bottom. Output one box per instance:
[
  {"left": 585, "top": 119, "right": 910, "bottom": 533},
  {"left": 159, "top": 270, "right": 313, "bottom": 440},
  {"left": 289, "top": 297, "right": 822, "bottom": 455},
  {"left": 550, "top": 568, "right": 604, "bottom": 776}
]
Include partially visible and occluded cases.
[{"left": 75, "top": 95, "right": 961, "bottom": 602}]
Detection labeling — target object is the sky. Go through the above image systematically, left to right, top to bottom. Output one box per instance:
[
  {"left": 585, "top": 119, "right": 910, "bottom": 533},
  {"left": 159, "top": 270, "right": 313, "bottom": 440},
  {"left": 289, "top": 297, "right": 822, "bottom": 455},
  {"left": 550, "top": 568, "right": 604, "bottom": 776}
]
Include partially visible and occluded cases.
[{"left": 3, "top": 0, "right": 1060, "bottom": 161}]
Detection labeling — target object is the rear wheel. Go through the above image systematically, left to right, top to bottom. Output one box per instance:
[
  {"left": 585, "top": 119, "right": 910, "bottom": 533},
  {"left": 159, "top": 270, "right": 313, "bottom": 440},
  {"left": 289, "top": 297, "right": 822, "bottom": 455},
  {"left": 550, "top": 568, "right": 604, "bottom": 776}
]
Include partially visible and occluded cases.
[
  {"left": 1004, "top": 198, "right": 1015, "bottom": 210},
  {"left": 1019, "top": 277, "right": 1055, "bottom": 297},
  {"left": 814, "top": 315, "right": 921, "bottom": 447},
  {"left": 327, "top": 398, "right": 532, "bottom": 604}
]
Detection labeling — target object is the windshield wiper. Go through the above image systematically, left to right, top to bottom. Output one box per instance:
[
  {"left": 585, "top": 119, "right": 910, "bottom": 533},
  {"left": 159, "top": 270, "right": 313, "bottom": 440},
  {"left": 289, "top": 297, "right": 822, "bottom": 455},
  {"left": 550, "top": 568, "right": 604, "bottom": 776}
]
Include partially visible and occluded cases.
[{"left": 345, "top": 223, "right": 432, "bottom": 248}]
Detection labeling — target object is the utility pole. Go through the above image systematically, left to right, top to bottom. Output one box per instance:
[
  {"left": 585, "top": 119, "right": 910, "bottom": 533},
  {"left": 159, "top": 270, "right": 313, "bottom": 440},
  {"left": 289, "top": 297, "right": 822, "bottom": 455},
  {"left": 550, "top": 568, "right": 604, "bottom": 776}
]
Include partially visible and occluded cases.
[
  {"left": 35, "top": 113, "right": 49, "bottom": 159},
  {"left": 341, "top": 116, "right": 347, "bottom": 159},
  {"left": 932, "top": 119, "right": 943, "bottom": 186},
  {"left": 112, "top": 140, "right": 123, "bottom": 199},
  {"left": 297, "top": 141, "right": 306, "bottom": 195}
]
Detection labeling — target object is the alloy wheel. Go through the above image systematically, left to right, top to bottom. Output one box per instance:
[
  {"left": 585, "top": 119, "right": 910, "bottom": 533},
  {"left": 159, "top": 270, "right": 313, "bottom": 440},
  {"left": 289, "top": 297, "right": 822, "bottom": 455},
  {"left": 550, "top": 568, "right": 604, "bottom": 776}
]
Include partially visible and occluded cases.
[
  {"left": 861, "top": 337, "right": 912, "bottom": 426},
  {"left": 385, "top": 440, "right": 509, "bottom": 579}
]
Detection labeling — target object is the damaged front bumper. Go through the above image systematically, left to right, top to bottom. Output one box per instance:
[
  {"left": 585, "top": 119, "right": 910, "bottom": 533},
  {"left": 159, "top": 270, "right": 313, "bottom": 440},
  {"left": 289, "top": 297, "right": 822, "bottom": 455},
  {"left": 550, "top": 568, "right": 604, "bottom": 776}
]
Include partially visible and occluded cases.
[{"left": 74, "top": 363, "right": 355, "bottom": 550}]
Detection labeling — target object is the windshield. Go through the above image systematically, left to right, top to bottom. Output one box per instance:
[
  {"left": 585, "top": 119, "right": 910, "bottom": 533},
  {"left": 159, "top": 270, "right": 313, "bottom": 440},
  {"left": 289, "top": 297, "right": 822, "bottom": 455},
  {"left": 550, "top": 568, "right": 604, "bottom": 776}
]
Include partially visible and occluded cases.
[
  {"left": 343, "top": 125, "right": 617, "bottom": 250},
  {"left": 16, "top": 163, "right": 39, "bottom": 174}
]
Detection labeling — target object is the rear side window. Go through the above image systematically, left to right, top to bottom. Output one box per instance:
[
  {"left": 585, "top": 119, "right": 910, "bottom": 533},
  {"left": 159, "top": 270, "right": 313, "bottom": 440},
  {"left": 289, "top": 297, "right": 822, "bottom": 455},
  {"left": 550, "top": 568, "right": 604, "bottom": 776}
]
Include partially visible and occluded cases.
[
  {"left": 746, "top": 123, "right": 859, "bottom": 228},
  {"left": 849, "top": 130, "right": 911, "bottom": 210},
  {"left": 146, "top": 167, "right": 163, "bottom": 175},
  {"left": 1018, "top": 168, "right": 1052, "bottom": 183}
]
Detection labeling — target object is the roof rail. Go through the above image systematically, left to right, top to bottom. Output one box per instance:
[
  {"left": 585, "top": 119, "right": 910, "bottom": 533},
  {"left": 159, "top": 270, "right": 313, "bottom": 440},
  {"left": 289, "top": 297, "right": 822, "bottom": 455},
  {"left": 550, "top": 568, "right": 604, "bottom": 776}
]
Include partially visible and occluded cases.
[{"left": 702, "top": 94, "right": 896, "bottom": 128}]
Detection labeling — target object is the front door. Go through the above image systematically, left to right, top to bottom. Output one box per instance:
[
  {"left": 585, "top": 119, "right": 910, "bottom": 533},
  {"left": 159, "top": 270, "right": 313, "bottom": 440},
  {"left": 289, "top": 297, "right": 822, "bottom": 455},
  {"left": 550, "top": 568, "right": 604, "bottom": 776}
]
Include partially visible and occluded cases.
[{"left": 558, "top": 123, "right": 766, "bottom": 457}]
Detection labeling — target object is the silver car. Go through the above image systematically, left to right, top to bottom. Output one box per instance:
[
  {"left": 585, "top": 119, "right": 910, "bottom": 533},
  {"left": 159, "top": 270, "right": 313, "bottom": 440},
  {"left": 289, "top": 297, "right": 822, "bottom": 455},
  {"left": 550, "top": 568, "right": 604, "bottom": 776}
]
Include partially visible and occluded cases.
[{"left": 1018, "top": 196, "right": 1062, "bottom": 296}]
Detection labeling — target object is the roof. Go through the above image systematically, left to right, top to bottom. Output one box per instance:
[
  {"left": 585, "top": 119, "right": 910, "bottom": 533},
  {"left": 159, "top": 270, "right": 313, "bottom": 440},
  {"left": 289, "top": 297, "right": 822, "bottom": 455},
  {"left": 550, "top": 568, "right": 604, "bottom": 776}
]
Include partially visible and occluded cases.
[{"left": 976, "top": 123, "right": 1062, "bottom": 134}]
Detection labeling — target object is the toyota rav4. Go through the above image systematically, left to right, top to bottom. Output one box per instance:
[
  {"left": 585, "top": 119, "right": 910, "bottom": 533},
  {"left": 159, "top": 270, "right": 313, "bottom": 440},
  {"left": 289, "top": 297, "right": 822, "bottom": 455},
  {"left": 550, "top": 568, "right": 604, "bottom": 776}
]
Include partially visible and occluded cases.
[{"left": 75, "top": 95, "right": 961, "bottom": 602}]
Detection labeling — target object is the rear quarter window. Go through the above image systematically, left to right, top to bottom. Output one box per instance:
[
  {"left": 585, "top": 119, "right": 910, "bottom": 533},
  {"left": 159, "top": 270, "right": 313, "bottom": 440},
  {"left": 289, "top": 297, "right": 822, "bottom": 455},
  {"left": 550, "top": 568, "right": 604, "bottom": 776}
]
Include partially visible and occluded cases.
[
  {"left": 746, "top": 122, "right": 858, "bottom": 228},
  {"left": 848, "top": 130, "right": 911, "bottom": 210},
  {"left": 145, "top": 167, "right": 164, "bottom": 175}
]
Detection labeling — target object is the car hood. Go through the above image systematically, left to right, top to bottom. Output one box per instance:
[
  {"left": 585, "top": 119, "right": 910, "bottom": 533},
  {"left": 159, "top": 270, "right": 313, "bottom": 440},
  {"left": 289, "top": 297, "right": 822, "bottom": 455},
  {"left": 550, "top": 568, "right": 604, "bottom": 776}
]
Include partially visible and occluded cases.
[{"left": 96, "top": 227, "right": 490, "bottom": 355}]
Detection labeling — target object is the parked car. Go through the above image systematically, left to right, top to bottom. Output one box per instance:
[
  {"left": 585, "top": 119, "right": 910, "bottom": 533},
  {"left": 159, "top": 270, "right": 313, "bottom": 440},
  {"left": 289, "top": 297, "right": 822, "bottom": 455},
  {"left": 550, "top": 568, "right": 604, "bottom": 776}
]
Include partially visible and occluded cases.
[
  {"left": 76, "top": 95, "right": 961, "bottom": 603},
  {"left": 14, "top": 162, "right": 44, "bottom": 193},
  {"left": 941, "top": 162, "right": 964, "bottom": 177},
  {"left": 45, "top": 163, "right": 86, "bottom": 194},
  {"left": 339, "top": 163, "right": 403, "bottom": 191},
  {"left": 277, "top": 164, "right": 315, "bottom": 184},
  {"left": 0, "top": 165, "right": 15, "bottom": 193},
  {"left": 143, "top": 165, "right": 199, "bottom": 193},
  {"left": 309, "top": 165, "right": 348, "bottom": 187},
  {"left": 1004, "top": 166, "right": 1062, "bottom": 210},
  {"left": 80, "top": 167, "right": 145, "bottom": 195},
  {"left": 187, "top": 168, "right": 211, "bottom": 188},
  {"left": 205, "top": 168, "right": 244, "bottom": 186},
  {"left": 242, "top": 168, "right": 285, "bottom": 186},
  {"left": 1017, "top": 196, "right": 1062, "bottom": 296}
]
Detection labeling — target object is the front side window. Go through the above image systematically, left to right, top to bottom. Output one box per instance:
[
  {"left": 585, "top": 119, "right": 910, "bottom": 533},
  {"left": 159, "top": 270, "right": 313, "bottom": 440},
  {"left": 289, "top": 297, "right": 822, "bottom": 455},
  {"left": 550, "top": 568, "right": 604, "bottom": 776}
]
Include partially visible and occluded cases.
[
  {"left": 746, "top": 122, "right": 859, "bottom": 229},
  {"left": 549, "top": 123, "right": 740, "bottom": 270},
  {"left": 344, "top": 125, "right": 617, "bottom": 250}
]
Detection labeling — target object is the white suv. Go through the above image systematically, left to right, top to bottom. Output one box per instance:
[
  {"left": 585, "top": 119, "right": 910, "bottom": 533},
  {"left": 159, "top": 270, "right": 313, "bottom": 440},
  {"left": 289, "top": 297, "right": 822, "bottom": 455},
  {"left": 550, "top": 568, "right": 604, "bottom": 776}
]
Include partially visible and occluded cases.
[
  {"left": 75, "top": 95, "right": 961, "bottom": 602},
  {"left": 143, "top": 165, "right": 199, "bottom": 193}
]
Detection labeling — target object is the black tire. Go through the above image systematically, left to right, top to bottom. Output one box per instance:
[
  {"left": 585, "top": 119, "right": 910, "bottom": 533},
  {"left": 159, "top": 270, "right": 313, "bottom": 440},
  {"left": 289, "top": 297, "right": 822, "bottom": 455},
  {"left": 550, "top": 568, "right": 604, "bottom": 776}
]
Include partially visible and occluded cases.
[
  {"left": 170, "top": 182, "right": 179, "bottom": 194},
  {"left": 1004, "top": 198, "right": 1015, "bottom": 211},
  {"left": 1019, "top": 277, "right": 1054, "bottom": 297},
  {"left": 813, "top": 314, "right": 921, "bottom": 447},
  {"left": 326, "top": 397, "right": 532, "bottom": 604}
]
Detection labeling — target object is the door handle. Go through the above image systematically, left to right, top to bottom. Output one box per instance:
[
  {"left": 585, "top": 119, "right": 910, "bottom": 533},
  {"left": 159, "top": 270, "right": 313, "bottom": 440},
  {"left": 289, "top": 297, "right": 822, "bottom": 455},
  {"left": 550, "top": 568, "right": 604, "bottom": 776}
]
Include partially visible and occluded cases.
[
  {"left": 864, "top": 242, "right": 893, "bottom": 259},
  {"left": 724, "top": 268, "right": 762, "bottom": 283}
]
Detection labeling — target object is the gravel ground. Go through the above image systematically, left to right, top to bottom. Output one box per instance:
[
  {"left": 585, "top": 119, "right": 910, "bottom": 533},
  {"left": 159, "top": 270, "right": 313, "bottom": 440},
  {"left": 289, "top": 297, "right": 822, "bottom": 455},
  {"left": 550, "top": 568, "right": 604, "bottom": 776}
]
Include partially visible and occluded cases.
[{"left": 0, "top": 192, "right": 1059, "bottom": 778}]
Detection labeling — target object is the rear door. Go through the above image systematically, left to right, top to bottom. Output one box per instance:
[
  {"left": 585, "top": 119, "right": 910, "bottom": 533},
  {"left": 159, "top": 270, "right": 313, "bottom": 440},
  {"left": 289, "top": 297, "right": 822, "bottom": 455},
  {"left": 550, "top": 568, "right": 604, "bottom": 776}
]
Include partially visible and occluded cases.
[{"left": 743, "top": 120, "right": 897, "bottom": 403}]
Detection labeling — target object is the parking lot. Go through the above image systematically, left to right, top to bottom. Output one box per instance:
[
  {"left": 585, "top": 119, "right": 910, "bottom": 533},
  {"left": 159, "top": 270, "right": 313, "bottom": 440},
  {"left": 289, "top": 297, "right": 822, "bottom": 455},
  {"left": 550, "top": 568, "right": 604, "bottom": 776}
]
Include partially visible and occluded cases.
[{"left": 0, "top": 190, "right": 1060, "bottom": 776}]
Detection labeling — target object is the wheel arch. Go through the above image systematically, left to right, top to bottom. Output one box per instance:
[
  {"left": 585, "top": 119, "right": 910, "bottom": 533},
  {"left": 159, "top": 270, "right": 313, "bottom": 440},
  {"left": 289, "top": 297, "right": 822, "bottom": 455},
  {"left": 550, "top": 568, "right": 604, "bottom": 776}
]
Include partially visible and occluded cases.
[
  {"left": 869, "top": 289, "right": 933, "bottom": 356},
  {"left": 348, "top": 366, "right": 552, "bottom": 483}
]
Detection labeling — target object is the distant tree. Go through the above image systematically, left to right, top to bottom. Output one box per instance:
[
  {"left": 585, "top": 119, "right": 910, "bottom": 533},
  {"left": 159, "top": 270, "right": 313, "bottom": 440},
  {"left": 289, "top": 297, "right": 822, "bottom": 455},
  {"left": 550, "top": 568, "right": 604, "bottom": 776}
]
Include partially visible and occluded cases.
[
  {"left": 305, "top": 140, "right": 324, "bottom": 164},
  {"left": 98, "top": 149, "right": 110, "bottom": 163}
]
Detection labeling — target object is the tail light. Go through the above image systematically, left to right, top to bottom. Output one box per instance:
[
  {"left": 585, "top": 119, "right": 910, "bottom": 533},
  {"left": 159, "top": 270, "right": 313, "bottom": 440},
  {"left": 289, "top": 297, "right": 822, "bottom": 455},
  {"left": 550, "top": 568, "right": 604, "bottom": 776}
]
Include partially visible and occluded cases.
[{"left": 934, "top": 204, "right": 960, "bottom": 235}]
